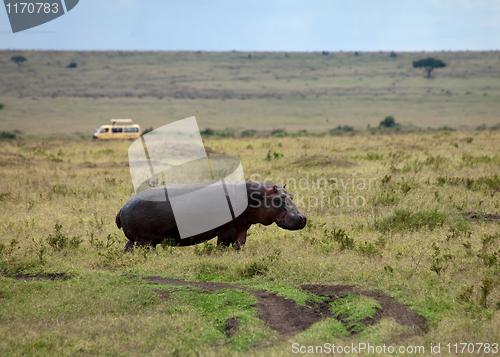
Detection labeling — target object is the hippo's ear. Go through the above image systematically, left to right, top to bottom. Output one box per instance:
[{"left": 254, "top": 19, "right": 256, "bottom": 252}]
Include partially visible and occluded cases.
[{"left": 265, "top": 185, "right": 278, "bottom": 196}]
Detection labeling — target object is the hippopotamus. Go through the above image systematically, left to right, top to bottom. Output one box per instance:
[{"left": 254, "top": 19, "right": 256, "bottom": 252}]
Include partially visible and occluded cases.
[{"left": 116, "top": 181, "right": 306, "bottom": 251}]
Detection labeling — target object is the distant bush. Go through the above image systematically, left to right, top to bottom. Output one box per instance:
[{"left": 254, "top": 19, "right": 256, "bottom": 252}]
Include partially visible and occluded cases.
[
  {"left": 389, "top": 51, "right": 397, "bottom": 58},
  {"left": 67, "top": 62, "right": 77, "bottom": 68},
  {"left": 0, "top": 103, "right": 4, "bottom": 110},
  {"left": 379, "top": 116, "right": 396, "bottom": 128},
  {"left": 490, "top": 123, "right": 500, "bottom": 130},
  {"left": 476, "top": 124, "right": 487, "bottom": 130},
  {"left": 329, "top": 125, "right": 354, "bottom": 136},
  {"left": 438, "top": 125, "right": 456, "bottom": 131},
  {"left": 142, "top": 127, "right": 154, "bottom": 135},
  {"left": 200, "top": 128, "right": 234, "bottom": 137},
  {"left": 200, "top": 128, "right": 214, "bottom": 136},
  {"left": 215, "top": 128, "right": 235, "bottom": 138},
  {"left": 271, "top": 128, "right": 287, "bottom": 137},
  {"left": 240, "top": 129, "right": 257, "bottom": 138},
  {"left": 0, "top": 131, "right": 16, "bottom": 139}
]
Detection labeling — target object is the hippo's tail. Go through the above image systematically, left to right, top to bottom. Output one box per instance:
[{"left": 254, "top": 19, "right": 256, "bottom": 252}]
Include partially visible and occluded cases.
[{"left": 115, "top": 210, "right": 122, "bottom": 229}]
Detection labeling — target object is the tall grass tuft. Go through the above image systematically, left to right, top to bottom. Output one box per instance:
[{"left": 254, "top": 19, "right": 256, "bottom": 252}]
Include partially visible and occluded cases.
[{"left": 374, "top": 209, "right": 446, "bottom": 232}]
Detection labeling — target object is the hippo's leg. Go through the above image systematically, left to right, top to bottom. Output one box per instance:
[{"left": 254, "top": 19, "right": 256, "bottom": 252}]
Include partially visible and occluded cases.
[
  {"left": 217, "top": 228, "right": 236, "bottom": 247},
  {"left": 233, "top": 230, "right": 248, "bottom": 250},
  {"left": 124, "top": 240, "right": 135, "bottom": 252}
]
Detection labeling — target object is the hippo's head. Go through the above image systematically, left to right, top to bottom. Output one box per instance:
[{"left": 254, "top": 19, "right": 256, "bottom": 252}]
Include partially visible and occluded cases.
[{"left": 247, "top": 181, "right": 306, "bottom": 230}]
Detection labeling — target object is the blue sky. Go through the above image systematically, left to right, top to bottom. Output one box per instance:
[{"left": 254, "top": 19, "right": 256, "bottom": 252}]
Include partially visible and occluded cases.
[{"left": 1, "top": 0, "right": 499, "bottom": 51}]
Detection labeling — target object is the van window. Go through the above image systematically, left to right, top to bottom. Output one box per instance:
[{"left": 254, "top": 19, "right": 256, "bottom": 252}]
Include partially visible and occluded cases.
[
  {"left": 112, "top": 127, "right": 123, "bottom": 133},
  {"left": 125, "top": 127, "right": 139, "bottom": 133},
  {"left": 100, "top": 128, "right": 109, "bottom": 133}
]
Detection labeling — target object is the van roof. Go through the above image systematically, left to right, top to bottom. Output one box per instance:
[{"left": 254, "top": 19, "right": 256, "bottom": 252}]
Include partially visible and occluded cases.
[{"left": 111, "top": 119, "right": 133, "bottom": 125}]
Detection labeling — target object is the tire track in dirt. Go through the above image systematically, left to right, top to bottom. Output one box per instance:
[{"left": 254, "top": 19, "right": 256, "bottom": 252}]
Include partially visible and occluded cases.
[{"left": 143, "top": 277, "right": 427, "bottom": 337}]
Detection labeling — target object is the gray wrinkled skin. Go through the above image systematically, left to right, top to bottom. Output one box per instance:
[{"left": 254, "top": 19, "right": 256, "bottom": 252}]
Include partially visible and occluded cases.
[{"left": 116, "top": 181, "right": 306, "bottom": 250}]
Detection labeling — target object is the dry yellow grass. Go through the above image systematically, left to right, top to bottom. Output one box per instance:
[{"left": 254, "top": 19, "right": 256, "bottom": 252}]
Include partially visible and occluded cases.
[
  {"left": 0, "top": 50, "right": 499, "bottom": 136},
  {"left": 0, "top": 131, "right": 499, "bottom": 355}
]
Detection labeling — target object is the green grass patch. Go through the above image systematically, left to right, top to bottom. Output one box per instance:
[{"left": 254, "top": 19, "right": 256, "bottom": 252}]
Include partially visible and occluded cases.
[{"left": 374, "top": 209, "right": 446, "bottom": 232}]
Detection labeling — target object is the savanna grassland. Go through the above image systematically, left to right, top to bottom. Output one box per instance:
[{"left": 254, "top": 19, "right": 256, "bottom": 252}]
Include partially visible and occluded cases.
[
  {"left": 0, "top": 50, "right": 500, "bottom": 136},
  {"left": 0, "top": 50, "right": 500, "bottom": 356},
  {"left": 1, "top": 131, "right": 500, "bottom": 356}
]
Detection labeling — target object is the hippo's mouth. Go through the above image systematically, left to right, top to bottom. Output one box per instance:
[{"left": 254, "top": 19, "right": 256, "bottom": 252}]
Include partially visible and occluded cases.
[{"left": 275, "top": 208, "right": 289, "bottom": 226}]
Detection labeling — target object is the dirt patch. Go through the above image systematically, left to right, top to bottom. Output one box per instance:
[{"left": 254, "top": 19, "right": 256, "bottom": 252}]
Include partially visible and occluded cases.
[
  {"left": 292, "top": 154, "right": 356, "bottom": 168},
  {"left": 463, "top": 212, "right": 500, "bottom": 221},
  {"left": 6, "top": 272, "right": 70, "bottom": 281},
  {"left": 143, "top": 277, "right": 427, "bottom": 338},
  {"left": 302, "top": 285, "right": 427, "bottom": 328},
  {"left": 155, "top": 289, "right": 170, "bottom": 302},
  {"left": 249, "top": 290, "right": 331, "bottom": 337},
  {"left": 224, "top": 317, "right": 239, "bottom": 337}
]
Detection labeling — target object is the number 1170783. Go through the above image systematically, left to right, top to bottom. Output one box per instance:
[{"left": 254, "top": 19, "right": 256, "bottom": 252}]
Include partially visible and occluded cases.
[
  {"left": 5, "top": 3, "right": 59, "bottom": 14},
  {"left": 447, "top": 343, "right": 498, "bottom": 354}
]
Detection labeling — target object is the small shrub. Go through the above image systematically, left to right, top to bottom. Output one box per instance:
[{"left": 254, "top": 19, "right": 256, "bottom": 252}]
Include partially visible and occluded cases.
[
  {"left": 0, "top": 103, "right": 4, "bottom": 110},
  {"left": 379, "top": 116, "right": 396, "bottom": 128},
  {"left": 329, "top": 125, "right": 354, "bottom": 136},
  {"left": 438, "top": 125, "right": 456, "bottom": 131},
  {"left": 142, "top": 127, "right": 154, "bottom": 135},
  {"left": 201, "top": 128, "right": 214, "bottom": 136},
  {"left": 241, "top": 129, "right": 256, "bottom": 137},
  {"left": 271, "top": 129, "right": 287, "bottom": 137},
  {"left": 0, "top": 131, "right": 16, "bottom": 139},
  {"left": 265, "top": 150, "right": 272, "bottom": 161},
  {"left": 366, "top": 152, "right": 383, "bottom": 161},
  {"left": 105, "top": 177, "right": 116, "bottom": 185},
  {"left": 399, "top": 180, "right": 411, "bottom": 194},
  {"left": 373, "top": 191, "right": 399, "bottom": 206},
  {"left": 0, "top": 192, "right": 11, "bottom": 202},
  {"left": 375, "top": 209, "right": 446, "bottom": 232},
  {"left": 46, "top": 224, "right": 82, "bottom": 251},
  {"left": 47, "top": 224, "right": 68, "bottom": 251},
  {"left": 326, "top": 228, "right": 355, "bottom": 250},
  {"left": 89, "top": 232, "right": 116, "bottom": 249},
  {"left": 482, "top": 232, "right": 500, "bottom": 249},
  {"left": 160, "top": 237, "right": 177, "bottom": 251},
  {"left": 193, "top": 241, "right": 219, "bottom": 256},
  {"left": 357, "top": 241, "right": 379, "bottom": 256},
  {"left": 430, "top": 242, "right": 443, "bottom": 275},
  {"left": 238, "top": 248, "right": 281, "bottom": 278},
  {"left": 477, "top": 252, "right": 498, "bottom": 267},
  {"left": 240, "top": 260, "right": 269, "bottom": 278},
  {"left": 195, "top": 262, "right": 228, "bottom": 281},
  {"left": 479, "top": 277, "right": 495, "bottom": 308},
  {"left": 457, "top": 286, "right": 474, "bottom": 303}
]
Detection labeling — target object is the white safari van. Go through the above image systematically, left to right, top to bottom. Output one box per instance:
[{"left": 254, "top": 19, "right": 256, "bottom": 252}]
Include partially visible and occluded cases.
[{"left": 93, "top": 119, "right": 141, "bottom": 140}]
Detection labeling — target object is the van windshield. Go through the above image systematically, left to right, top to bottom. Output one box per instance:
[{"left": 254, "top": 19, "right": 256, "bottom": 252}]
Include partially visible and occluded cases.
[{"left": 96, "top": 126, "right": 109, "bottom": 133}]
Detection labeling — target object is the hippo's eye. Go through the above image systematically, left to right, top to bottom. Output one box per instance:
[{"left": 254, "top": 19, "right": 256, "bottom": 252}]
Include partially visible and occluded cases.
[{"left": 272, "top": 196, "right": 283, "bottom": 208}]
